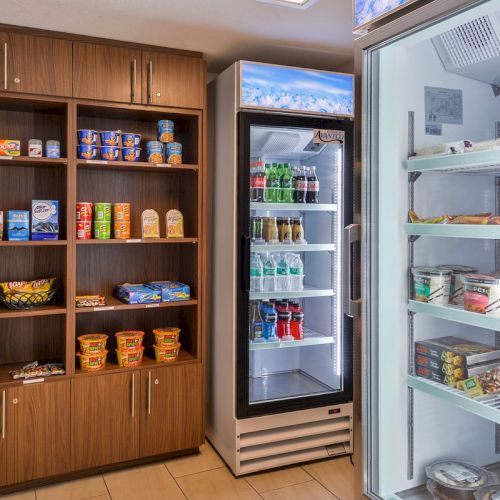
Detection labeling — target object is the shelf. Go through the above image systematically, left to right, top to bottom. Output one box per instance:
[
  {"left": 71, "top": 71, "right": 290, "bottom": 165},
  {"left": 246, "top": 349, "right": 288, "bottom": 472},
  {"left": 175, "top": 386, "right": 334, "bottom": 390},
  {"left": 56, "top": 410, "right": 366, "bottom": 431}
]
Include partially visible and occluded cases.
[
  {"left": 406, "top": 148, "right": 500, "bottom": 175},
  {"left": 0, "top": 156, "right": 67, "bottom": 168},
  {"left": 77, "top": 160, "right": 198, "bottom": 173},
  {"left": 250, "top": 203, "right": 337, "bottom": 212},
  {"left": 406, "top": 223, "right": 500, "bottom": 239},
  {"left": 77, "top": 238, "right": 197, "bottom": 245},
  {"left": 0, "top": 240, "right": 67, "bottom": 247},
  {"left": 251, "top": 243, "right": 336, "bottom": 253},
  {"left": 249, "top": 287, "right": 334, "bottom": 300},
  {"left": 75, "top": 296, "right": 198, "bottom": 314},
  {"left": 408, "top": 300, "right": 500, "bottom": 331},
  {"left": 0, "top": 305, "right": 66, "bottom": 319},
  {"left": 249, "top": 328, "right": 335, "bottom": 350},
  {"left": 0, "top": 362, "right": 68, "bottom": 387},
  {"left": 408, "top": 375, "right": 500, "bottom": 425}
]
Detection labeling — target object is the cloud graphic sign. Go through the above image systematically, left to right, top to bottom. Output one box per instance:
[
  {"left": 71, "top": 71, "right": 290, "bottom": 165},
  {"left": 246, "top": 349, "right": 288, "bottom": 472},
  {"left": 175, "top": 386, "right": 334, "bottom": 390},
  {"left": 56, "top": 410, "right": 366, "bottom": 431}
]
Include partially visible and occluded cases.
[
  {"left": 354, "top": 0, "right": 418, "bottom": 31},
  {"left": 240, "top": 62, "right": 354, "bottom": 117}
]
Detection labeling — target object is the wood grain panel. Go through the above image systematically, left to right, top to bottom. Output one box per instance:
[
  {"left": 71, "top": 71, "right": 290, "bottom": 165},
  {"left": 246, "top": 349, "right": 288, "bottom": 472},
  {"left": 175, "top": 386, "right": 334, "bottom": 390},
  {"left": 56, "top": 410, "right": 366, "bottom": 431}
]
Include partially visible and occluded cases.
[
  {"left": 140, "top": 363, "right": 203, "bottom": 457},
  {"left": 72, "top": 372, "right": 138, "bottom": 470},
  {"left": 16, "top": 380, "right": 71, "bottom": 482},
  {"left": 0, "top": 387, "right": 17, "bottom": 487}
]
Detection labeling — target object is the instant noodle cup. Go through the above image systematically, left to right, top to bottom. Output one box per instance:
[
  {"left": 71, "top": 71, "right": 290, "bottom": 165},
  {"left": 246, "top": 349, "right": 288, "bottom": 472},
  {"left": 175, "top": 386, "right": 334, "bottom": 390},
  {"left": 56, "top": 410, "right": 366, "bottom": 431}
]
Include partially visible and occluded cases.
[
  {"left": 157, "top": 120, "right": 174, "bottom": 143},
  {"left": 77, "top": 129, "right": 98, "bottom": 145},
  {"left": 100, "top": 131, "right": 120, "bottom": 147},
  {"left": 122, "top": 133, "right": 141, "bottom": 148},
  {"left": 146, "top": 141, "right": 164, "bottom": 163},
  {"left": 166, "top": 142, "right": 182, "bottom": 165},
  {"left": 77, "top": 144, "right": 98, "bottom": 160},
  {"left": 100, "top": 146, "right": 120, "bottom": 161},
  {"left": 122, "top": 147, "right": 141, "bottom": 162},
  {"left": 113, "top": 203, "right": 131, "bottom": 222},
  {"left": 76, "top": 221, "right": 92, "bottom": 239},
  {"left": 113, "top": 221, "right": 131, "bottom": 239},
  {"left": 438, "top": 265, "right": 478, "bottom": 305},
  {"left": 411, "top": 267, "right": 451, "bottom": 305},
  {"left": 463, "top": 274, "right": 500, "bottom": 316},
  {"left": 153, "top": 327, "right": 181, "bottom": 346},
  {"left": 115, "top": 330, "right": 144, "bottom": 351},
  {"left": 78, "top": 334, "right": 108, "bottom": 354},
  {"left": 154, "top": 342, "right": 181, "bottom": 363},
  {"left": 116, "top": 346, "right": 144, "bottom": 367},
  {"left": 77, "top": 350, "right": 108, "bottom": 372}
]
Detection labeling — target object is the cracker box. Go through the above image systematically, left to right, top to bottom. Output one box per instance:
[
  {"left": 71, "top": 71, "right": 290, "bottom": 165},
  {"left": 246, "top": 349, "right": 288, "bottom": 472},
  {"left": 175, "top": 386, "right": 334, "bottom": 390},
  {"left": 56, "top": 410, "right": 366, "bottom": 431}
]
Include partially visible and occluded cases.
[
  {"left": 0, "top": 140, "right": 20, "bottom": 157},
  {"left": 31, "top": 200, "right": 59, "bottom": 240},
  {"left": 7, "top": 210, "right": 29, "bottom": 241},
  {"left": 148, "top": 281, "right": 190, "bottom": 302},
  {"left": 114, "top": 283, "right": 161, "bottom": 305}
]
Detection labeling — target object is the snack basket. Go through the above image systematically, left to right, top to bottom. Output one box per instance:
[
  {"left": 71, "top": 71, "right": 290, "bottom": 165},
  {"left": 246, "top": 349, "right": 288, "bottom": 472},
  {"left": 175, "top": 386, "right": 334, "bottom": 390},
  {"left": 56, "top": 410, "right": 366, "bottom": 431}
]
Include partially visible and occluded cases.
[{"left": 0, "top": 287, "right": 57, "bottom": 310}]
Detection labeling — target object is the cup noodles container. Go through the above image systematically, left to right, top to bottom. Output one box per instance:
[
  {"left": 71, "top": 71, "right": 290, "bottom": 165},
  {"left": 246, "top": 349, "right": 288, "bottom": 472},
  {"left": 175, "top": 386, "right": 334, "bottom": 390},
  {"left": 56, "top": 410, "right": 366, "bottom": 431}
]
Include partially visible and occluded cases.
[
  {"left": 157, "top": 120, "right": 174, "bottom": 143},
  {"left": 77, "top": 129, "right": 98, "bottom": 145},
  {"left": 100, "top": 131, "right": 120, "bottom": 147},
  {"left": 121, "top": 133, "right": 141, "bottom": 148},
  {"left": 28, "top": 139, "right": 42, "bottom": 157},
  {"left": 0, "top": 140, "right": 20, "bottom": 157},
  {"left": 146, "top": 141, "right": 164, "bottom": 163},
  {"left": 166, "top": 142, "right": 182, "bottom": 165},
  {"left": 77, "top": 144, "right": 98, "bottom": 160},
  {"left": 100, "top": 146, "right": 119, "bottom": 161},
  {"left": 122, "top": 147, "right": 141, "bottom": 162},
  {"left": 31, "top": 200, "right": 59, "bottom": 240},
  {"left": 76, "top": 202, "right": 93, "bottom": 221},
  {"left": 94, "top": 203, "right": 112, "bottom": 222},
  {"left": 113, "top": 203, "right": 131, "bottom": 222},
  {"left": 76, "top": 221, "right": 92, "bottom": 239},
  {"left": 113, "top": 221, "right": 131, "bottom": 239},
  {"left": 94, "top": 222, "right": 111, "bottom": 239},
  {"left": 438, "top": 265, "right": 478, "bottom": 305},
  {"left": 412, "top": 267, "right": 451, "bottom": 305},
  {"left": 463, "top": 274, "right": 500, "bottom": 316},
  {"left": 153, "top": 327, "right": 181, "bottom": 346},
  {"left": 116, "top": 330, "right": 144, "bottom": 352},
  {"left": 77, "top": 334, "right": 108, "bottom": 354},
  {"left": 154, "top": 342, "right": 181, "bottom": 363},
  {"left": 116, "top": 347, "right": 144, "bottom": 367},
  {"left": 77, "top": 350, "right": 107, "bottom": 372}
]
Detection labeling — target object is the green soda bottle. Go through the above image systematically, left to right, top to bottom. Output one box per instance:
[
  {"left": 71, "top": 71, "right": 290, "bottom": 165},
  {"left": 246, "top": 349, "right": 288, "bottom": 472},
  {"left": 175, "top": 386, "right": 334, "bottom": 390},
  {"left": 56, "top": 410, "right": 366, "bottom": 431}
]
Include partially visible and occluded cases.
[
  {"left": 264, "top": 163, "right": 272, "bottom": 202},
  {"left": 280, "top": 163, "right": 293, "bottom": 203},
  {"left": 270, "top": 165, "right": 280, "bottom": 203}
]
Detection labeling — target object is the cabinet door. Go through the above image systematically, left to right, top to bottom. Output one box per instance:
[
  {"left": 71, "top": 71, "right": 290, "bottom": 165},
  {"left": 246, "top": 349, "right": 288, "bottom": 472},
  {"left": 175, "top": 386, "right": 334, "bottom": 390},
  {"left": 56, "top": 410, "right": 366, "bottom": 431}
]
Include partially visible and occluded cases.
[
  {"left": 0, "top": 32, "right": 72, "bottom": 96},
  {"left": 73, "top": 42, "right": 141, "bottom": 103},
  {"left": 142, "top": 51, "right": 204, "bottom": 109},
  {"left": 73, "top": 372, "right": 139, "bottom": 470},
  {"left": 16, "top": 380, "right": 71, "bottom": 483},
  {"left": 0, "top": 387, "right": 17, "bottom": 487}
]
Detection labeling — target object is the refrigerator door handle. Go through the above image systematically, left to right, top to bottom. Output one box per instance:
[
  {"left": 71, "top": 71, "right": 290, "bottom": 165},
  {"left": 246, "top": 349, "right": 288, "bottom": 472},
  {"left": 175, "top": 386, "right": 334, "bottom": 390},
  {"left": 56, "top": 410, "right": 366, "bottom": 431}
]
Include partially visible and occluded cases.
[
  {"left": 344, "top": 224, "right": 361, "bottom": 318},
  {"left": 241, "top": 234, "right": 251, "bottom": 292}
]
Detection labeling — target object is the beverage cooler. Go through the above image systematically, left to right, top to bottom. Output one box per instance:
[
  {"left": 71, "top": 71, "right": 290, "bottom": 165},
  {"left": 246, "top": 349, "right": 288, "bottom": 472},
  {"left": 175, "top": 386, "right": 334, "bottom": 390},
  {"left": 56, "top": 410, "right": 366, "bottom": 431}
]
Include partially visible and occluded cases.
[
  {"left": 357, "top": 0, "right": 500, "bottom": 498},
  {"left": 208, "top": 61, "right": 356, "bottom": 475}
]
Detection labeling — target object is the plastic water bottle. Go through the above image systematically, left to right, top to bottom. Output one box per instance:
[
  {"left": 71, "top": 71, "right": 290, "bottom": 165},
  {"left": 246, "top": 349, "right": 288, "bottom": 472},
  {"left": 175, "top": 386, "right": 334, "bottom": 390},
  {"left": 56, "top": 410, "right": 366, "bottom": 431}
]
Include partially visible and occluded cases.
[
  {"left": 250, "top": 253, "right": 264, "bottom": 292},
  {"left": 262, "top": 253, "right": 277, "bottom": 292},
  {"left": 276, "top": 253, "right": 290, "bottom": 291},
  {"left": 289, "top": 253, "right": 304, "bottom": 291}
]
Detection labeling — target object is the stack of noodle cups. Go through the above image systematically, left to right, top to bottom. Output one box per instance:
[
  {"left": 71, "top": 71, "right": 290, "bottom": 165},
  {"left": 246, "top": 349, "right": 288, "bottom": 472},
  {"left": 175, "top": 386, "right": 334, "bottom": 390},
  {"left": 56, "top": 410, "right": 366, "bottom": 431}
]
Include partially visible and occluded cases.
[
  {"left": 152, "top": 327, "right": 181, "bottom": 362},
  {"left": 115, "top": 331, "right": 145, "bottom": 367},
  {"left": 77, "top": 334, "right": 109, "bottom": 372}
]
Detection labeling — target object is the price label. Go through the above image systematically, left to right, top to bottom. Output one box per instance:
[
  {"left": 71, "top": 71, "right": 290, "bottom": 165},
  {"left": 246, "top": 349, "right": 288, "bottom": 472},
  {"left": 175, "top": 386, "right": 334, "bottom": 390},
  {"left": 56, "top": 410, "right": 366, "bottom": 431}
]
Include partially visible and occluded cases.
[
  {"left": 86, "top": 160, "right": 109, "bottom": 165},
  {"left": 156, "top": 163, "right": 171, "bottom": 168},
  {"left": 126, "top": 239, "right": 141, "bottom": 243},
  {"left": 146, "top": 304, "right": 160, "bottom": 309},
  {"left": 94, "top": 306, "right": 115, "bottom": 312},
  {"left": 23, "top": 378, "right": 44, "bottom": 385}
]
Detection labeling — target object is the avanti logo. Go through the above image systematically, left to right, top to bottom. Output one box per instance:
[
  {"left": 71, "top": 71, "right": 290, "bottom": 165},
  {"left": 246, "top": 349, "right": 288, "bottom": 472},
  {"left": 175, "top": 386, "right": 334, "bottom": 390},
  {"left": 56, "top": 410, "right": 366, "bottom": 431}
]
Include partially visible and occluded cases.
[{"left": 313, "top": 129, "right": 344, "bottom": 144}]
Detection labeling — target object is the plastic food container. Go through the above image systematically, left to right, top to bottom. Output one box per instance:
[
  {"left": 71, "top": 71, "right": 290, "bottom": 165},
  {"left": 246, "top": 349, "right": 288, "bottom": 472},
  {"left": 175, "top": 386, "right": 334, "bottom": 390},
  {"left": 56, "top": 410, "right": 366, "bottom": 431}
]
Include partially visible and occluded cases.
[
  {"left": 157, "top": 120, "right": 174, "bottom": 143},
  {"left": 77, "top": 129, "right": 98, "bottom": 145},
  {"left": 100, "top": 131, "right": 120, "bottom": 146},
  {"left": 121, "top": 133, "right": 141, "bottom": 148},
  {"left": 28, "top": 139, "right": 42, "bottom": 158},
  {"left": 46, "top": 140, "right": 60, "bottom": 159},
  {"left": 146, "top": 141, "right": 164, "bottom": 163},
  {"left": 166, "top": 142, "right": 182, "bottom": 165},
  {"left": 77, "top": 144, "right": 98, "bottom": 160},
  {"left": 100, "top": 146, "right": 120, "bottom": 161},
  {"left": 122, "top": 147, "right": 141, "bottom": 162},
  {"left": 113, "top": 203, "right": 130, "bottom": 222},
  {"left": 438, "top": 265, "right": 478, "bottom": 305},
  {"left": 412, "top": 267, "right": 452, "bottom": 305},
  {"left": 463, "top": 274, "right": 500, "bottom": 316},
  {"left": 153, "top": 327, "right": 181, "bottom": 346},
  {"left": 115, "top": 330, "right": 144, "bottom": 351},
  {"left": 78, "top": 334, "right": 108, "bottom": 354},
  {"left": 154, "top": 342, "right": 181, "bottom": 363},
  {"left": 116, "top": 346, "right": 144, "bottom": 367},
  {"left": 77, "top": 350, "right": 107, "bottom": 372},
  {"left": 475, "top": 484, "right": 500, "bottom": 499}
]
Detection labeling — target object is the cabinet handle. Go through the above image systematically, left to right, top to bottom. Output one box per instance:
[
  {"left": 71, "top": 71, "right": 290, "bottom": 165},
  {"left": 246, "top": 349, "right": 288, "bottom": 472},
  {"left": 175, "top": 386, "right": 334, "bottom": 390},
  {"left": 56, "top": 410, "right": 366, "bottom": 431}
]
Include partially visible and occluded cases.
[
  {"left": 3, "top": 42, "right": 7, "bottom": 91},
  {"left": 131, "top": 59, "right": 137, "bottom": 103},
  {"left": 147, "top": 61, "right": 153, "bottom": 104},
  {"left": 343, "top": 224, "right": 361, "bottom": 318},
  {"left": 147, "top": 371, "right": 152, "bottom": 415},
  {"left": 131, "top": 373, "right": 135, "bottom": 418},
  {"left": 1, "top": 390, "right": 5, "bottom": 439}
]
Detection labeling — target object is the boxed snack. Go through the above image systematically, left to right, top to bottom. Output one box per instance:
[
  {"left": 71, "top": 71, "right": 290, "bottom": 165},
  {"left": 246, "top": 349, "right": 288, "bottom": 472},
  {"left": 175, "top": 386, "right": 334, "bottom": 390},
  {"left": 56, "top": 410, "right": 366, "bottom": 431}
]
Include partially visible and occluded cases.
[
  {"left": 0, "top": 140, "right": 20, "bottom": 157},
  {"left": 31, "top": 200, "right": 59, "bottom": 240},
  {"left": 7, "top": 210, "right": 29, "bottom": 241},
  {"left": 148, "top": 281, "right": 190, "bottom": 302},
  {"left": 114, "top": 283, "right": 161, "bottom": 305},
  {"left": 75, "top": 295, "right": 106, "bottom": 308},
  {"left": 415, "top": 337, "right": 500, "bottom": 367},
  {"left": 415, "top": 354, "right": 500, "bottom": 380},
  {"left": 415, "top": 365, "right": 463, "bottom": 387},
  {"left": 459, "top": 368, "right": 500, "bottom": 397}
]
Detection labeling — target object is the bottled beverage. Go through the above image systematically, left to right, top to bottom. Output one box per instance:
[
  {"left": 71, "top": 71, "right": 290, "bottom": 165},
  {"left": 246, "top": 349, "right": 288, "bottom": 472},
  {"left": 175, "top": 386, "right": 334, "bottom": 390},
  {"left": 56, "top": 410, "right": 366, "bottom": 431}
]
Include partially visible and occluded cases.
[
  {"left": 250, "top": 161, "right": 266, "bottom": 202},
  {"left": 263, "top": 163, "right": 272, "bottom": 202},
  {"left": 279, "top": 163, "right": 293, "bottom": 203},
  {"left": 268, "top": 165, "right": 280, "bottom": 203},
  {"left": 294, "top": 166, "right": 308, "bottom": 203},
  {"left": 306, "top": 166, "right": 319, "bottom": 204},
  {"left": 251, "top": 216, "right": 264, "bottom": 243},
  {"left": 263, "top": 217, "right": 279, "bottom": 243},
  {"left": 279, "top": 217, "right": 292, "bottom": 244},
  {"left": 292, "top": 217, "right": 305, "bottom": 243},
  {"left": 250, "top": 253, "right": 264, "bottom": 292},
  {"left": 262, "top": 253, "right": 277, "bottom": 292},
  {"left": 275, "top": 253, "right": 291, "bottom": 292},
  {"left": 288, "top": 253, "right": 304, "bottom": 290},
  {"left": 249, "top": 301, "right": 263, "bottom": 342},
  {"left": 261, "top": 301, "right": 277, "bottom": 341},
  {"left": 290, "top": 302, "right": 304, "bottom": 340},
  {"left": 277, "top": 311, "right": 292, "bottom": 339}
]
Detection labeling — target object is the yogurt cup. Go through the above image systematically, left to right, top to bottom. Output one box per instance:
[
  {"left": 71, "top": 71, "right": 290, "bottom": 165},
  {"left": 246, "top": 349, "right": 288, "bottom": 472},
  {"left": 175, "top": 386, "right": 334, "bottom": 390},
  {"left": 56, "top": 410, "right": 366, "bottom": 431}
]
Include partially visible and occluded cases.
[
  {"left": 438, "top": 265, "right": 478, "bottom": 305},
  {"left": 411, "top": 267, "right": 452, "bottom": 305},
  {"left": 463, "top": 274, "right": 500, "bottom": 316}
]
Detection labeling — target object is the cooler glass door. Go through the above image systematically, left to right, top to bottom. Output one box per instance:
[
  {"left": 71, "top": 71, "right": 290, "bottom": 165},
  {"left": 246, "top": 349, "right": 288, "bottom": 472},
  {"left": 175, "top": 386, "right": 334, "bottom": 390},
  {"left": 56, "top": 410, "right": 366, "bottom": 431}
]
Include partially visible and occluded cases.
[{"left": 237, "top": 112, "right": 353, "bottom": 418}]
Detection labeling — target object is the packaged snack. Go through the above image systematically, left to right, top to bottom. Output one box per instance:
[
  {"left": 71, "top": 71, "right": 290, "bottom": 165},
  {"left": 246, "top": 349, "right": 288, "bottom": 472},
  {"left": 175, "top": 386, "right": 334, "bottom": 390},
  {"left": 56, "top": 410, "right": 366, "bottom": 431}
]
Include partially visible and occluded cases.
[
  {"left": 157, "top": 120, "right": 174, "bottom": 143},
  {"left": 77, "top": 129, "right": 98, "bottom": 145},
  {"left": 100, "top": 131, "right": 120, "bottom": 147},
  {"left": 121, "top": 133, "right": 141, "bottom": 148},
  {"left": 28, "top": 139, "right": 42, "bottom": 157},
  {"left": 0, "top": 140, "right": 20, "bottom": 157},
  {"left": 46, "top": 140, "right": 60, "bottom": 159},
  {"left": 146, "top": 141, "right": 164, "bottom": 163},
  {"left": 166, "top": 142, "right": 182, "bottom": 164},
  {"left": 31, "top": 200, "right": 59, "bottom": 240},
  {"left": 76, "top": 202, "right": 93, "bottom": 221},
  {"left": 94, "top": 202, "right": 112, "bottom": 222},
  {"left": 113, "top": 203, "right": 131, "bottom": 222},
  {"left": 141, "top": 209, "right": 160, "bottom": 238},
  {"left": 166, "top": 209, "right": 184, "bottom": 238},
  {"left": 408, "top": 209, "right": 451, "bottom": 224},
  {"left": 7, "top": 210, "right": 29, "bottom": 241},
  {"left": 450, "top": 214, "right": 491, "bottom": 225},
  {"left": 76, "top": 221, "right": 92, "bottom": 240},
  {"left": 94, "top": 222, "right": 111, "bottom": 239},
  {"left": 113, "top": 222, "right": 131, "bottom": 239},
  {"left": 438, "top": 265, "right": 478, "bottom": 305},
  {"left": 411, "top": 267, "right": 451, "bottom": 305},
  {"left": 463, "top": 274, "right": 500, "bottom": 316},
  {"left": 0, "top": 277, "right": 57, "bottom": 309},
  {"left": 0, "top": 278, "right": 56, "bottom": 295},
  {"left": 148, "top": 281, "right": 190, "bottom": 302},
  {"left": 114, "top": 283, "right": 161, "bottom": 304},
  {"left": 75, "top": 295, "right": 106, "bottom": 308},
  {"left": 153, "top": 327, "right": 181, "bottom": 346},
  {"left": 116, "top": 331, "right": 144, "bottom": 351},
  {"left": 78, "top": 334, "right": 108, "bottom": 354},
  {"left": 154, "top": 343, "right": 181, "bottom": 363},
  {"left": 116, "top": 347, "right": 144, "bottom": 367},
  {"left": 77, "top": 350, "right": 107, "bottom": 372},
  {"left": 415, "top": 353, "right": 500, "bottom": 380},
  {"left": 10, "top": 361, "right": 65, "bottom": 380},
  {"left": 415, "top": 364, "right": 463, "bottom": 387}
]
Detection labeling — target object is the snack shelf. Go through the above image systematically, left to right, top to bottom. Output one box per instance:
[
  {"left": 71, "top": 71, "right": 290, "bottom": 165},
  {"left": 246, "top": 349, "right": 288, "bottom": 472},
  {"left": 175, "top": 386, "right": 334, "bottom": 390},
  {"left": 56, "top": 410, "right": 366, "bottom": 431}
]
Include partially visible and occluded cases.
[
  {"left": 405, "top": 148, "right": 500, "bottom": 175},
  {"left": 0, "top": 156, "right": 67, "bottom": 168},
  {"left": 76, "top": 160, "right": 198, "bottom": 173},
  {"left": 250, "top": 202, "right": 338, "bottom": 212},
  {"left": 406, "top": 223, "right": 500, "bottom": 239},
  {"left": 76, "top": 238, "right": 197, "bottom": 245},
  {"left": 0, "top": 240, "right": 67, "bottom": 247},
  {"left": 250, "top": 243, "right": 336, "bottom": 253},
  {"left": 249, "top": 287, "right": 335, "bottom": 300},
  {"left": 75, "top": 296, "right": 198, "bottom": 314},
  {"left": 408, "top": 300, "right": 500, "bottom": 331},
  {"left": 0, "top": 305, "right": 67, "bottom": 319},
  {"left": 249, "top": 328, "right": 335, "bottom": 351},
  {"left": 0, "top": 362, "right": 68, "bottom": 387},
  {"left": 408, "top": 375, "right": 500, "bottom": 425}
]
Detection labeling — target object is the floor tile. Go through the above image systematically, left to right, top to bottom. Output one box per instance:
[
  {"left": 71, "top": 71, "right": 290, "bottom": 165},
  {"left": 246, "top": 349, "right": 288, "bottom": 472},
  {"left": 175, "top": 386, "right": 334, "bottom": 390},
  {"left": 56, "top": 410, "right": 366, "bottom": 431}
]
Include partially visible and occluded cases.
[
  {"left": 165, "top": 443, "right": 224, "bottom": 478},
  {"left": 303, "top": 456, "right": 354, "bottom": 500},
  {"left": 103, "top": 463, "right": 184, "bottom": 500},
  {"left": 246, "top": 466, "right": 312, "bottom": 493},
  {"left": 176, "top": 467, "right": 260, "bottom": 500},
  {"left": 36, "top": 476, "right": 108, "bottom": 500},
  {"left": 261, "top": 480, "right": 336, "bottom": 500},
  {"left": 0, "top": 491, "right": 36, "bottom": 500}
]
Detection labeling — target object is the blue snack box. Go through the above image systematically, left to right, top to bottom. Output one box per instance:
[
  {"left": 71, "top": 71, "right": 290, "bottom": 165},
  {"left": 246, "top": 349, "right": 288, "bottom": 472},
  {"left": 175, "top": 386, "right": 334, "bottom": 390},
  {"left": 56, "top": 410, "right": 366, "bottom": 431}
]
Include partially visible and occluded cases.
[
  {"left": 31, "top": 200, "right": 59, "bottom": 241},
  {"left": 7, "top": 210, "right": 30, "bottom": 241},
  {"left": 148, "top": 281, "right": 190, "bottom": 302},
  {"left": 114, "top": 283, "right": 161, "bottom": 305}
]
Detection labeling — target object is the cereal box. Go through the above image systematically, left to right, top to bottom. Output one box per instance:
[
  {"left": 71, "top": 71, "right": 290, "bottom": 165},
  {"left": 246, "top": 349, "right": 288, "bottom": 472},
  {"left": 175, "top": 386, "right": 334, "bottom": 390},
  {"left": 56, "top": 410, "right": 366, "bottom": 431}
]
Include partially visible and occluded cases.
[
  {"left": 0, "top": 140, "right": 20, "bottom": 157},
  {"left": 31, "top": 200, "right": 59, "bottom": 240},
  {"left": 7, "top": 210, "right": 29, "bottom": 241},
  {"left": 148, "top": 281, "right": 190, "bottom": 302}
]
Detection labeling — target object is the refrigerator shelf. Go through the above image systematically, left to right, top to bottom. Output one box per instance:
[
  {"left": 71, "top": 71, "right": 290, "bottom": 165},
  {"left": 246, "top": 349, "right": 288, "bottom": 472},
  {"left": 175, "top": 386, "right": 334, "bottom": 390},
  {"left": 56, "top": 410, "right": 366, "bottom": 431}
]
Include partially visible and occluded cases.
[
  {"left": 405, "top": 148, "right": 500, "bottom": 175},
  {"left": 250, "top": 202, "right": 338, "bottom": 212},
  {"left": 405, "top": 223, "right": 500, "bottom": 239},
  {"left": 250, "top": 243, "right": 336, "bottom": 253},
  {"left": 249, "top": 287, "right": 335, "bottom": 300},
  {"left": 408, "top": 300, "right": 500, "bottom": 331},
  {"left": 249, "top": 328, "right": 335, "bottom": 351},
  {"left": 408, "top": 375, "right": 500, "bottom": 425}
]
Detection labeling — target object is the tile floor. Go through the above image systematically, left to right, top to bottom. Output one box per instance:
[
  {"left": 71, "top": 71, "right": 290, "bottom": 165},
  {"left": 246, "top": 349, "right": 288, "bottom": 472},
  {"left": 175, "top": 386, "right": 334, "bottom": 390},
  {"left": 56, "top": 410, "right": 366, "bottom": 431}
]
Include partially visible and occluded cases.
[{"left": 1, "top": 442, "right": 355, "bottom": 500}]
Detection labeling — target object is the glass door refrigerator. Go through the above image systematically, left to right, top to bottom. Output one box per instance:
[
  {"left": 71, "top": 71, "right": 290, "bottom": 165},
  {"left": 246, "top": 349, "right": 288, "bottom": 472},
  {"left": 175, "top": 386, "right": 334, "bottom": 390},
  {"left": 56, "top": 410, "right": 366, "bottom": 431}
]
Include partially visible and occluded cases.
[
  {"left": 357, "top": 0, "right": 500, "bottom": 498},
  {"left": 207, "top": 61, "right": 357, "bottom": 475}
]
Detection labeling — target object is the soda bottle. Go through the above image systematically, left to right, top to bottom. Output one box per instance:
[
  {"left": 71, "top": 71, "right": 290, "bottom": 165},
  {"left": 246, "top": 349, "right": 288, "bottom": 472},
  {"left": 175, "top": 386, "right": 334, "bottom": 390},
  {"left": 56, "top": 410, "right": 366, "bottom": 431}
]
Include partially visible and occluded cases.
[
  {"left": 263, "top": 163, "right": 272, "bottom": 202},
  {"left": 279, "top": 163, "right": 293, "bottom": 203},
  {"left": 249, "top": 164, "right": 255, "bottom": 201},
  {"left": 253, "top": 164, "right": 265, "bottom": 203},
  {"left": 269, "top": 165, "right": 280, "bottom": 203},
  {"left": 294, "top": 166, "right": 308, "bottom": 203},
  {"left": 306, "top": 166, "right": 319, "bottom": 204},
  {"left": 251, "top": 216, "right": 264, "bottom": 243},
  {"left": 250, "top": 253, "right": 264, "bottom": 292},
  {"left": 262, "top": 253, "right": 277, "bottom": 292},
  {"left": 249, "top": 301, "right": 263, "bottom": 342}
]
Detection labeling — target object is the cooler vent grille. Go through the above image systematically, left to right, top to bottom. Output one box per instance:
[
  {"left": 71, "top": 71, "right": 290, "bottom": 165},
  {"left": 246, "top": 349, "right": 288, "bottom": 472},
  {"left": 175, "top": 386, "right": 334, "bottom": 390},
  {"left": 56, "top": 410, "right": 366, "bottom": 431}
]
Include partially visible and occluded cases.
[{"left": 439, "top": 15, "right": 500, "bottom": 68}]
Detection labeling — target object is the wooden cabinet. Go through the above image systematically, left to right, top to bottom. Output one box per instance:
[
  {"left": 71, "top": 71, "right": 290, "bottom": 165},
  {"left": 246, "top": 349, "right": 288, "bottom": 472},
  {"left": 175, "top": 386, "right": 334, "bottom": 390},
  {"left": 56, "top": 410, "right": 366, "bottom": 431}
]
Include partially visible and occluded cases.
[
  {"left": 0, "top": 32, "right": 72, "bottom": 96},
  {"left": 73, "top": 43, "right": 141, "bottom": 103},
  {"left": 142, "top": 52, "right": 204, "bottom": 109},
  {"left": 140, "top": 363, "right": 203, "bottom": 457},
  {"left": 72, "top": 372, "right": 139, "bottom": 470},
  {"left": 0, "top": 388, "right": 16, "bottom": 487}
]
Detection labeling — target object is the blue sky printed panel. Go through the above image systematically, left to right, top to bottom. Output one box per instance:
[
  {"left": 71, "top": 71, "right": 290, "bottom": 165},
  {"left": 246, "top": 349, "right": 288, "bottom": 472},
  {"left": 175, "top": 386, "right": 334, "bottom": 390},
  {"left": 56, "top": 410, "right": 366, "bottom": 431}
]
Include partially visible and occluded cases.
[{"left": 354, "top": 0, "right": 414, "bottom": 30}]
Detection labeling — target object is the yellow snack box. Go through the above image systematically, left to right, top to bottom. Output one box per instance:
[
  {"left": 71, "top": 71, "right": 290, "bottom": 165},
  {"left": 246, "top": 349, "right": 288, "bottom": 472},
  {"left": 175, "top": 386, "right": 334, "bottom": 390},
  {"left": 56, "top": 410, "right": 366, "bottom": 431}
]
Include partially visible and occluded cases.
[{"left": 0, "top": 140, "right": 21, "bottom": 157}]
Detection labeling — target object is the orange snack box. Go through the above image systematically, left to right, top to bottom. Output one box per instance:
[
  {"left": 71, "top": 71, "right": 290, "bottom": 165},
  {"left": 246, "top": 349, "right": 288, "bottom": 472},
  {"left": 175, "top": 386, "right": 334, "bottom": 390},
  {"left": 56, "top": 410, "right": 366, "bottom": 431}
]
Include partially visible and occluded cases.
[{"left": 0, "top": 140, "right": 20, "bottom": 157}]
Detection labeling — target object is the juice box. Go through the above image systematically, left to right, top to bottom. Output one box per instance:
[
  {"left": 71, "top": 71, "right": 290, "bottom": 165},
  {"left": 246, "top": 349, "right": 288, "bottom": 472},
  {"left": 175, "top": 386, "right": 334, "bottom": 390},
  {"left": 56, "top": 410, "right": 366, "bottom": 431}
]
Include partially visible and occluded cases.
[
  {"left": 0, "top": 140, "right": 20, "bottom": 157},
  {"left": 31, "top": 200, "right": 59, "bottom": 240},
  {"left": 7, "top": 210, "right": 29, "bottom": 241},
  {"left": 148, "top": 281, "right": 190, "bottom": 302}
]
